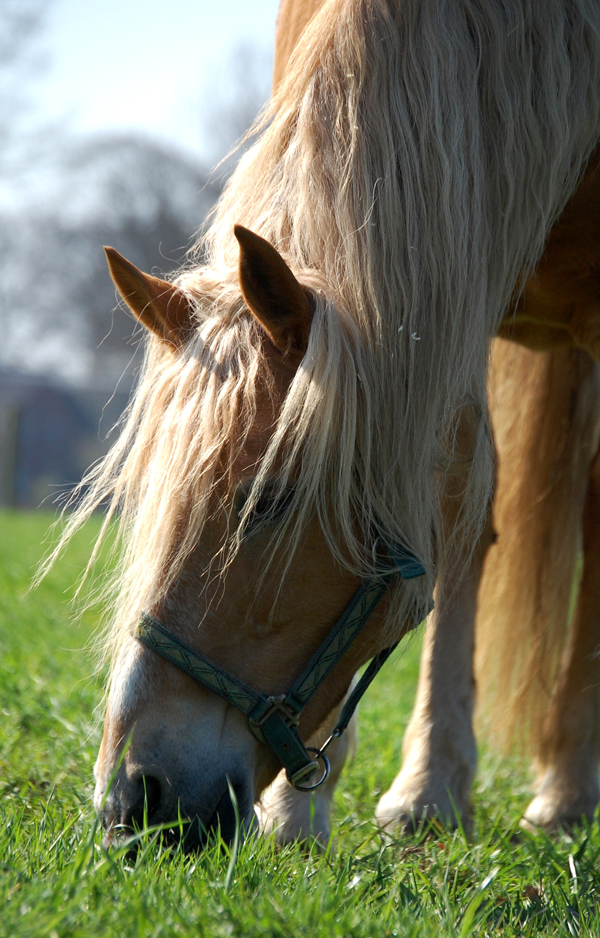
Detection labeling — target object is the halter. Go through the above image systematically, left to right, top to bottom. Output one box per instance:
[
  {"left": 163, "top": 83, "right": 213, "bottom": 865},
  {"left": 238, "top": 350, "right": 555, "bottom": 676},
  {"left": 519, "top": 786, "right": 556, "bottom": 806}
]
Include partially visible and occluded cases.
[{"left": 135, "top": 542, "right": 432, "bottom": 791}]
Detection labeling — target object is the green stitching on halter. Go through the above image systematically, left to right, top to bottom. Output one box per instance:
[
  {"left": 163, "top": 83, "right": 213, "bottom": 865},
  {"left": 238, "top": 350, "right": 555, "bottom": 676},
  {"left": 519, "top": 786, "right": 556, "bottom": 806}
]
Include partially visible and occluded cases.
[
  {"left": 134, "top": 540, "right": 431, "bottom": 791},
  {"left": 287, "top": 577, "right": 391, "bottom": 708},
  {"left": 136, "top": 613, "right": 324, "bottom": 789},
  {"left": 137, "top": 615, "right": 259, "bottom": 715}
]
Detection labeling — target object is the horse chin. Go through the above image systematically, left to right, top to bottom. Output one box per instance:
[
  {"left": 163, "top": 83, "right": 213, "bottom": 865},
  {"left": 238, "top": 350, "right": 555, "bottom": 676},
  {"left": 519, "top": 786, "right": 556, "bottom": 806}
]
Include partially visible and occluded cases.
[{"left": 94, "top": 692, "right": 263, "bottom": 851}]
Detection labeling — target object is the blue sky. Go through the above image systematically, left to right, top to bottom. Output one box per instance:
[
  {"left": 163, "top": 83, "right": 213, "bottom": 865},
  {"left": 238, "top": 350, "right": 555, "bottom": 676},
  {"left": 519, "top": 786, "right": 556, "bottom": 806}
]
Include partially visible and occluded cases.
[{"left": 34, "top": 0, "right": 280, "bottom": 158}]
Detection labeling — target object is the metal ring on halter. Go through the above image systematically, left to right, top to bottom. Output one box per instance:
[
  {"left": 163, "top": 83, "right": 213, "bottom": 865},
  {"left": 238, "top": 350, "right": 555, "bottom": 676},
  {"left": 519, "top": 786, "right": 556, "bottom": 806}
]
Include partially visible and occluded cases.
[{"left": 289, "top": 748, "right": 331, "bottom": 791}]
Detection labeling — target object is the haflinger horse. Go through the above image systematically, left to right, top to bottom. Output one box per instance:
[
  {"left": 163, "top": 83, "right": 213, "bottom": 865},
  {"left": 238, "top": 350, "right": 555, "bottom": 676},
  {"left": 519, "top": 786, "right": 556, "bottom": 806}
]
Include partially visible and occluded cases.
[
  {"left": 50, "top": 0, "right": 600, "bottom": 847},
  {"left": 379, "top": 150, "right": 600, "bottom": 835}
]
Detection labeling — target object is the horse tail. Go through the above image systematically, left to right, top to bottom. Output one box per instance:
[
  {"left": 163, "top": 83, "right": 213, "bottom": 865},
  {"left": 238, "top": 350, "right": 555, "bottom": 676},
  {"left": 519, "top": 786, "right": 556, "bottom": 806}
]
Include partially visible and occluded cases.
[{"left": 474, "top": 338, "right": 600, "bottom": 757}]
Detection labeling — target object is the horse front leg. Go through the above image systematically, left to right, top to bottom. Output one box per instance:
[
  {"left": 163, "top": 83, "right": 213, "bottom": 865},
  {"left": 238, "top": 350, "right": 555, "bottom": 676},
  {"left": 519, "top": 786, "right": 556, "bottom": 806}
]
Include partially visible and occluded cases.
[
  {"left": 376, "top": 401, "right": 494, "bottom": 832},
  {"left": 523, "top": 442, "right": 600, "bottom": 830},
  {"left": 375, "top": 518, "right": 492, "bottom": 832},
  {"left": 256, "top": 694, "right": 358, "bottom": 845}
]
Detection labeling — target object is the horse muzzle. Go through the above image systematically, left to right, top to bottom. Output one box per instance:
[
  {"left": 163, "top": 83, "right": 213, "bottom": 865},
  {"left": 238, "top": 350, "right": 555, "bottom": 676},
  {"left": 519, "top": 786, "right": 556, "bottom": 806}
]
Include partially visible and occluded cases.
[
  {"left": 94, "top": 681, "right": 262, "bottom": 850},
  {"left": 96, "top": 758, "right": 257, "bottom": 850}
]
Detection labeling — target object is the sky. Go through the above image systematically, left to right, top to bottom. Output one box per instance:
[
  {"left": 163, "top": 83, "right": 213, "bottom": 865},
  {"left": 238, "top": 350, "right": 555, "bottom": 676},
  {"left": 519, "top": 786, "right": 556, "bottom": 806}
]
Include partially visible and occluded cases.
[{"left": 33, "top": 0, "right": 280, "bottom": 159}]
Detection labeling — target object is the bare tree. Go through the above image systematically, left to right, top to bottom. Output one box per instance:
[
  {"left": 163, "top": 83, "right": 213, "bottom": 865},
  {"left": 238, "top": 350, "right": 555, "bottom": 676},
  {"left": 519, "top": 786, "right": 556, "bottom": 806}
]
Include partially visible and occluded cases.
[
  {"left": 0, "top": 0, "right": 54, "bottom": 177},
  {"left": 0, "top": 36, "right": 271, "bottom": 385},
  {"left": 200, "top": 43, "right": 273, "bottom": 180},
  {"left": 0, "top": 134, "right": 220, "bottom": 385}
]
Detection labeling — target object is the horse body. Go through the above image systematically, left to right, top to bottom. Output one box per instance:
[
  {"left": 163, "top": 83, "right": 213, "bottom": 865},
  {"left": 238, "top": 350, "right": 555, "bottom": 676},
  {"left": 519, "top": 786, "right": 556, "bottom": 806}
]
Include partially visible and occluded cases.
[
  {"left": 58, "top": 0, "right": 600, "bottom": 844},
  {"left": 269, "top": 0, "right": 600, "bottom": 836},
  {"left": 499, "top": 148, "right": 600, "bottom": 358},
  {"left": 378, "top": 158, "right": 600, "bottom": 833}
]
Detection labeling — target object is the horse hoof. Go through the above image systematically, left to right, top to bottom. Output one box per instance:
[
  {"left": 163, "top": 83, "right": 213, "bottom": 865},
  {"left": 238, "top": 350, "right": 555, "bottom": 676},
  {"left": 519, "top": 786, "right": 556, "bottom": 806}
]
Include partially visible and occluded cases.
[
  {"left": 375, "top": 789, "right": 468, "bottom": 835},
  {"left": 521, "top": 791, "right": 598, "bottom": 833}
]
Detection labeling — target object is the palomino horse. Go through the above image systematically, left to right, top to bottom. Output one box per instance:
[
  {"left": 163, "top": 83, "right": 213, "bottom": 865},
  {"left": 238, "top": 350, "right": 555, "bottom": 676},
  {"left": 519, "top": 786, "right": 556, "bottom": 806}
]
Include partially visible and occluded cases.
[
  {"left": 53, "top": 0, "right": 600, "bottom": 846},
  {"left": 378, "top": 151, "right": 600, "bottom": 834}
]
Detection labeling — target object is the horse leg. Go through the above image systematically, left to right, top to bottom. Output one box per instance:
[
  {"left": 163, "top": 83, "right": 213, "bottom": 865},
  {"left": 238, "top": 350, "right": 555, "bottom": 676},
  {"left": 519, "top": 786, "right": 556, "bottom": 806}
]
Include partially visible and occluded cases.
[
  {"left": 376, "top": 398, "right": 494, "bottom": 833},
  {"left": 523, "top": 443, "right": 600, "bottom": 829},
  {"left": 375, "top": 517, "right": 492, "bottom": 831},
  {"left": 256, "top": 697, "right": 357, "bottom": 844}
]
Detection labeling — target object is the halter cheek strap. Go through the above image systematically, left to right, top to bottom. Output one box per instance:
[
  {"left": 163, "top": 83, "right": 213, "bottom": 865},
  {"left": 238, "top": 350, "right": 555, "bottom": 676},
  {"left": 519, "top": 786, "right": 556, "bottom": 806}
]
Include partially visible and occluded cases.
[{"left": 135, "top": 544, "right": 433, "bottom": 791}]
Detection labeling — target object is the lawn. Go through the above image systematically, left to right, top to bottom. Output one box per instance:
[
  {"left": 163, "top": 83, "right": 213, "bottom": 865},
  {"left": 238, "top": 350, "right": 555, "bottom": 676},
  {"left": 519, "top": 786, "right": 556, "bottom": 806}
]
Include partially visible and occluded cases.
[{"left": 1, "top": 510, "right": 599, "bottom": 937}]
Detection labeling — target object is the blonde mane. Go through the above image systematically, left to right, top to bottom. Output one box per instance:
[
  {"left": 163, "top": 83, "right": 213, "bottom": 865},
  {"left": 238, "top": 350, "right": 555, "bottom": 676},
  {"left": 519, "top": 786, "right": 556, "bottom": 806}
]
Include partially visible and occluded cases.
[{"left": 48, "top": 0, "right": 600, "bottom": 661}]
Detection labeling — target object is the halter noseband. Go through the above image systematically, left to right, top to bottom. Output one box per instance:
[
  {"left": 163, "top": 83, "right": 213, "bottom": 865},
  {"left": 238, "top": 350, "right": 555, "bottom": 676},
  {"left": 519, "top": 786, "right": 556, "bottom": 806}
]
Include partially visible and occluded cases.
[{"left": 135, "top": 543, "right": 432, "bottom": 792}]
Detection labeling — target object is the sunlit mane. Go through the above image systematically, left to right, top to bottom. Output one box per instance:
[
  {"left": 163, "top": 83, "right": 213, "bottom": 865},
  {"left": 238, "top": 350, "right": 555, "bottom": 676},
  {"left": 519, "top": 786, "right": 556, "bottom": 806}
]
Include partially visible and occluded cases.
[{"left": 46, "top": 0, "right": 600, "bottom": 661}]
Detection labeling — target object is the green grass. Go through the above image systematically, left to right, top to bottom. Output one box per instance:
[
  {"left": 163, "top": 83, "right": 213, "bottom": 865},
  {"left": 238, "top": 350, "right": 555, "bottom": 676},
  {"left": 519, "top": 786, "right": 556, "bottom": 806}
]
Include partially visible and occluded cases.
[{"left": 1, "top": 511, "right": 600, "bottom": 937}]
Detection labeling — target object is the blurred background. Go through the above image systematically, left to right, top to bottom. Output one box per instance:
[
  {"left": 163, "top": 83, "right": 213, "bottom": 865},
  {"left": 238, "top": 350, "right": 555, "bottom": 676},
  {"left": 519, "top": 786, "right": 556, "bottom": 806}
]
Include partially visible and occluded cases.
[{"left": 0, "top": 0, "right": 278, "bottom": 507}]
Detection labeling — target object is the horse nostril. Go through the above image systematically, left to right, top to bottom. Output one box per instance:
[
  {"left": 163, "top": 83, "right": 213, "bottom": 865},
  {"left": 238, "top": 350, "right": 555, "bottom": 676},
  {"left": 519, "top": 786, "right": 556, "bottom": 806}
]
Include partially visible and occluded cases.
[
  {"left": 121, "top": 773, "right": 163, "bottom": 831},
  {"left": 140, "top": 774, "right": 162, "bottom": 822},
  {"left": 206, "top": 783, "right": 245, "bottom": 844}
]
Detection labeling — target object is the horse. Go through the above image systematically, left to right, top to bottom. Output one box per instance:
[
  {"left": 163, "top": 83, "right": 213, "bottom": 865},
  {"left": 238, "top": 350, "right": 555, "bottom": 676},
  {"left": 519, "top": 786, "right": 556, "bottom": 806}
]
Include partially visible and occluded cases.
[
  {"left": 50, "top": 0, "right": 600, "bottom": 846},
  {"left": 378, "top": 154, "right": 600, "bottom": 834}
]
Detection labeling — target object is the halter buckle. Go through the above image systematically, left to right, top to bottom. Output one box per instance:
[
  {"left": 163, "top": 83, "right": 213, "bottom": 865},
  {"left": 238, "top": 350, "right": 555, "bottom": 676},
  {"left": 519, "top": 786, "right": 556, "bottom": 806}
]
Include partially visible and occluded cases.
[{"left": 289, "top": 748, "right": 331, "bottom": 791}]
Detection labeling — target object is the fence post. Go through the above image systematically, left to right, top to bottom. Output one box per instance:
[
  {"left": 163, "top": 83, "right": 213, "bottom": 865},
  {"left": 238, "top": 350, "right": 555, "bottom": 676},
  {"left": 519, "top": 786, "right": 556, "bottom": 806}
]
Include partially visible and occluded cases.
[{"left": 0, "top": 401, "right": 20, "bottom": 507}]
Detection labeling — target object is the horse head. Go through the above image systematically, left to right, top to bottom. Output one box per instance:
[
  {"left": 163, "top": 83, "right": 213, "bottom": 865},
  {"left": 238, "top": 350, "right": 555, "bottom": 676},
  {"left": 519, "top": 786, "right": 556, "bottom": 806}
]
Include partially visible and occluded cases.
[{"left": 94, "top": 227, "right": 424, "bottom": 849}]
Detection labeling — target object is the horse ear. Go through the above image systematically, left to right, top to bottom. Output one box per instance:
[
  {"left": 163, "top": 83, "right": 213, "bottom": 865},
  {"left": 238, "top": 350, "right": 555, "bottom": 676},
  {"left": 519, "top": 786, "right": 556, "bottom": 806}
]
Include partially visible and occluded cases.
[
  {"left": 234, "top": 225, "right": 312, "bottom": 367},
  {"left": 104, "top": 247, "right": 195, "bottom": 348}
]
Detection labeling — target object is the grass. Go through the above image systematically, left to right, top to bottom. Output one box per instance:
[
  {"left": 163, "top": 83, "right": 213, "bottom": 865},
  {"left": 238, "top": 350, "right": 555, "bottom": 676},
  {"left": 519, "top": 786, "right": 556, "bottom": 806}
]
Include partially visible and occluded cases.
[{"left": 1, "top": 510, "right": 600, "bottom": 937}]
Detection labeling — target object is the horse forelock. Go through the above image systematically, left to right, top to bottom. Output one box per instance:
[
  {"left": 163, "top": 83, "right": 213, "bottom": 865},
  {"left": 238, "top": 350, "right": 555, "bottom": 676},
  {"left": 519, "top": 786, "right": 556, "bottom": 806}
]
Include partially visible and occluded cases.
[{"left": 46, "top": 0, "right": 600, "bottom": 665}]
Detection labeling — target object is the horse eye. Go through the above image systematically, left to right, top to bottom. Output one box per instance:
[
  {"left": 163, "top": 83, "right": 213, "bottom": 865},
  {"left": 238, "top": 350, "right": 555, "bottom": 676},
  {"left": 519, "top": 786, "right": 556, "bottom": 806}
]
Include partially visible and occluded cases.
[{"left": 235, "top": 481, "right": 294, "bottom": 535}]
